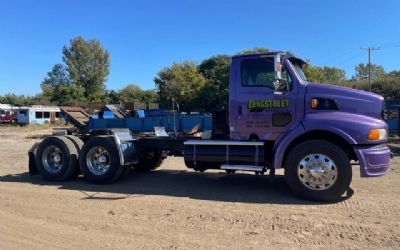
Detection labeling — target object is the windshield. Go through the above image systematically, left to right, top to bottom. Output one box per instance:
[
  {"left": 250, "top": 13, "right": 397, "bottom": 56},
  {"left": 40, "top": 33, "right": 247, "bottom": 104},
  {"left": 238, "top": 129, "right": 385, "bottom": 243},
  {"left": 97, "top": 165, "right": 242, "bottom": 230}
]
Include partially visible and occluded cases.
[
  {"left": 287, "top": 57, "right": 308, "bottom": 82},
  {"left": 293, "top": 65, "right": 308, "bottom": 82}
]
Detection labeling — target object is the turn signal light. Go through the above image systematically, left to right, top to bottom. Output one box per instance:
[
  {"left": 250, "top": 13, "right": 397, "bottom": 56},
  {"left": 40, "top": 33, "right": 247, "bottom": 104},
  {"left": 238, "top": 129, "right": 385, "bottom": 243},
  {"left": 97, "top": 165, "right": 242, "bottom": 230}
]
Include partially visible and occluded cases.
[
  {"left": 311, "top": 99, "right": 318, "bottom": 109},
  {"left": 368, "top": 129, "right": 387, "bottom": 140}
]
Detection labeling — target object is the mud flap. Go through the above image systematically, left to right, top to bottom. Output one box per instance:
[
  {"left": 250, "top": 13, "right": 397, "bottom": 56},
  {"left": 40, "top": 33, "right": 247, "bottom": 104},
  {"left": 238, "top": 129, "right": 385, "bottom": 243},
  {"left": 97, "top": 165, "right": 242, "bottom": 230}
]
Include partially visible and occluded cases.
[{"left": 28, "top": 142, "right": 40, "bottom": 175}]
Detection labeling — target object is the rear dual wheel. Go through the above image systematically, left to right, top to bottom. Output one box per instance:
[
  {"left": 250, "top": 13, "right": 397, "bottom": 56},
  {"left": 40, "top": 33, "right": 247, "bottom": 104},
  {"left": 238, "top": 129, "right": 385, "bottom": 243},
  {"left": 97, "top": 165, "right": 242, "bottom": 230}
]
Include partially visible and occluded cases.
[
  {"left": 35, "top": 136, "right": 79, "bottom": 181},
  {"left": 79, "top": 136, "right": 129, "bottom": 184}
]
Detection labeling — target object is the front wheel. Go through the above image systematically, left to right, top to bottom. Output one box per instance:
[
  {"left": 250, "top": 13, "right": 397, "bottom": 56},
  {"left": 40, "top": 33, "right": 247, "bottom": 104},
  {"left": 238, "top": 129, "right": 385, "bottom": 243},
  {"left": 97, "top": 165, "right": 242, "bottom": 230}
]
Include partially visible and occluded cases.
[{"left": 284, "top": 140, "right": 352, "bottom": 202}]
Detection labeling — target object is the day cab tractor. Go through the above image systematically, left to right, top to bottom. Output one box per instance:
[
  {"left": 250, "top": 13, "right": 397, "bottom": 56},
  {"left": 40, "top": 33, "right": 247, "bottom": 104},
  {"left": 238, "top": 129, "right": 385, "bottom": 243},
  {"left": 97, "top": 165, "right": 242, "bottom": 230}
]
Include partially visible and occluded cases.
[{"left": 28, "top": 51, "right": 391, "bottom": 202}]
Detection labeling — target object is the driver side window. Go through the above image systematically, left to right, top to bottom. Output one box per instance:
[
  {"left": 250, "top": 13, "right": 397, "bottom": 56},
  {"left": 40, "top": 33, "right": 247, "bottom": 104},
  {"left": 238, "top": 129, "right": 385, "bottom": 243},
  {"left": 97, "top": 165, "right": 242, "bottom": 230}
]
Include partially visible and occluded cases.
[{"left": 241, "top": 58, "right": 275, "bottom": 89}]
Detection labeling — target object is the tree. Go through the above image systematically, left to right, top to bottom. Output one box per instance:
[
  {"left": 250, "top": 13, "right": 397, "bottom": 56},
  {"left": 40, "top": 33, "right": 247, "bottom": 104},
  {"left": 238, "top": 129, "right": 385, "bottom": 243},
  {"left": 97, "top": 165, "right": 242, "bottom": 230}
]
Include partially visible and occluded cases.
[
  {"left": 63, "top": 36, "right": 110, "bottom": 102},
  {"left": 237, "top": 47, "right": 270, "bottom": 55},
  {"left": 198, "top": 55, "right": 231, "bottom": 111},
  {"left": 154, "top": 61, "right": 206, "bottom": 112},
  {"left": 40, "top": 63, "right": 85, "bottom": 105},
  {"left": 354, "top": 63, "right": 385, "bottom": 81},
  {"left": 40, "top": 64, "right": 70, "bottom": 99},
  {"left": 41, "top": 64, "right": 70, "bottom": 88},
  {"left": 303, "top": 65, "right": 324, "bottom": 82},
  {"left": 304, "top": 65, "right": 346, "bottom": 84},
  {"left": 321, "top": 66, "right": 346, "bottom": 83},
  {"left": 387, "top": 70, "right": 400, "bottom": 79},
  {"left": 51, "top": 84, "right": 86, "bottom": 106},
  {"left": 118, "top": 84, "right": 144, "bottom": 103},
  {"left": 118, "top": 84, "right": 157, "bottom": 103},
  {"left": 141, "top": 89, "right": 158, "bottom": 103},
  {"left": 105, "top": 90, "right": 121, "bottom": 104},
  {"left": 0, "top": 93, "right": 34, "bottom": 106}
]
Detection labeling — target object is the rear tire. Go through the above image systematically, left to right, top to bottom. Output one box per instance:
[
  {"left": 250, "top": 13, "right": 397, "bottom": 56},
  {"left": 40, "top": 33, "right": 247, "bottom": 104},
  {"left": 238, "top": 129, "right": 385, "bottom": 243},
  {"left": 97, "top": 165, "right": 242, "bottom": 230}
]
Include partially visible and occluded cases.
[
  {"left": 35, "top": 136, "right": 78, "bottom": 181},
  {"left": 79, "top": 136, "right": 126, "bottom": 184},
  {"left": 284, "top": 140, "right": 352, "bottom": 202},
  {"left": 133, "top": 151, "right": 164, "bottom": 172}
]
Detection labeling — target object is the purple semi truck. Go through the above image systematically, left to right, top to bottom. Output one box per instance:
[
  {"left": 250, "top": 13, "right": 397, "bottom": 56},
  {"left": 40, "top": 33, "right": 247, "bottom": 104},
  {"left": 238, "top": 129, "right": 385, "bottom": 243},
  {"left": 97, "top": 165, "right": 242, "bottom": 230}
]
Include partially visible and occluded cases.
[{"left": 28, "top": 51, "right": 391, "bottom": 202}]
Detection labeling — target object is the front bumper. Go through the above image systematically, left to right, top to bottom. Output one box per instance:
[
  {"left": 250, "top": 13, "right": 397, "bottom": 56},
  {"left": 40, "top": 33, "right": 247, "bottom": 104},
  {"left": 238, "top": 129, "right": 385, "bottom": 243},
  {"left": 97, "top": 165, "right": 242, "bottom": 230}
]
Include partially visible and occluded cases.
[{"left": 354, "top": 144, "right": 391, "bottom": 177}]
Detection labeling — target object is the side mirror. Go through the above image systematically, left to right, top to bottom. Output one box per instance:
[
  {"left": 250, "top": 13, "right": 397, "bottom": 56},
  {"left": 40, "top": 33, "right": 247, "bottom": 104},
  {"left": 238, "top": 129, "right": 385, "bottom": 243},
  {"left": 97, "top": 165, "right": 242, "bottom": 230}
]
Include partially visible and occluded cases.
[{"left": 274, "top": 78, "right": 288, "bottom": 92}]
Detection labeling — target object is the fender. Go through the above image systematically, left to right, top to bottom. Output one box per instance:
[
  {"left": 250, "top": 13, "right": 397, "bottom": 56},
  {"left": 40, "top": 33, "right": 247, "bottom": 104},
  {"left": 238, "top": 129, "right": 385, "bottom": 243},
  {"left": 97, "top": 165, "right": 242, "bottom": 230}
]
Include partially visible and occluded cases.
[
  {"left": 272, "top": 111, "right": 386, "bottom": 169},
  {"left": 272, "top": 122, "right": 305, "bottom": 169}
]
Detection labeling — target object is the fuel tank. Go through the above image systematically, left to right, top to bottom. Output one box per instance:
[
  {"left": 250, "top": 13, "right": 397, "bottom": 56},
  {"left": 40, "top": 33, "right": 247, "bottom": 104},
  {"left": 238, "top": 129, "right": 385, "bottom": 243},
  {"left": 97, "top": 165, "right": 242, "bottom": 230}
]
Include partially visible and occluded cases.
[{"left": 184, "top": 140, "right": 265, "bottom": 170}]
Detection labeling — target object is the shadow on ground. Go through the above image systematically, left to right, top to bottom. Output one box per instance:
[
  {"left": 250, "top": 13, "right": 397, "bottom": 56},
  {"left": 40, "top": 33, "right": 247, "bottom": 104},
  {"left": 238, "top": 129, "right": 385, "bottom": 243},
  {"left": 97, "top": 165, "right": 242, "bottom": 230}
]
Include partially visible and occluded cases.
[{"left": 0, "top": 169, "right": 353, "bottom": 205}]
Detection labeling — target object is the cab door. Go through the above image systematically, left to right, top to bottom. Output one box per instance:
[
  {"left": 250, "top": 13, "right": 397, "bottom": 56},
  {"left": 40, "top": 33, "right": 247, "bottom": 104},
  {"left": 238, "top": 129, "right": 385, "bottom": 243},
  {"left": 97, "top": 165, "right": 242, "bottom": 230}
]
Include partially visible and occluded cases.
[{"left": 229, "top": 55, "right": 297, "bottom": 141}]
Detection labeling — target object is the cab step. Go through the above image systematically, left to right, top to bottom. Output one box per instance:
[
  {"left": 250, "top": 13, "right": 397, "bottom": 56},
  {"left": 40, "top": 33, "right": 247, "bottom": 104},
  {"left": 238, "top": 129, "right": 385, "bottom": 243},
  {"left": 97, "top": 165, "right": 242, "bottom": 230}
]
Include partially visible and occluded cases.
[{"left": 221, "top": 164, "right": 264, "bottom": 172}]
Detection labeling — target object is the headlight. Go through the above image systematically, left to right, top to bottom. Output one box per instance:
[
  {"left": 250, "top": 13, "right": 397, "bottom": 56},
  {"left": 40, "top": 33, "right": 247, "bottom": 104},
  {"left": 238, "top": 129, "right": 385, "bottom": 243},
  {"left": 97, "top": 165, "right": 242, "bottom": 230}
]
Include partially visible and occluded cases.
[{"left": 368, "top": 129, "right": 387, "bottom": 140}]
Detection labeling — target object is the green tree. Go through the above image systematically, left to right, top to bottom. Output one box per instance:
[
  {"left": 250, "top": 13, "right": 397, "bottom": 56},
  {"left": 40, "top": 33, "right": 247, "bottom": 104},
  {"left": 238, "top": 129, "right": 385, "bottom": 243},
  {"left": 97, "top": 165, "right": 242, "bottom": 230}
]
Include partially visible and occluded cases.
[
  {"left": 63, "top": 36, "right": 110, "bottom": 102},
  {"left": 237, "top": 47, "right": 270, "bottom": 55},
  {"left": 198, "top": 55, "right": 231, "bottom": 111},
  {"left": 154, "top": 61, "right": 206, "bottom": 112},
  {"left": 40, "top": 63, "right": 85, "bottom": 105},
  {"left": 354, "top": 63, "right": 385, "bottom": 81},
  {"left": 40, "top": 64, "right": 70, "bottom": 100},
  {"left": 303, "top": 65, "right": 324, "bottom": 82},
  {"left": 304, "top": 65, "right": 346, "bottom": 84},
  {"left": 320, "top": 66, "right": 346, "bottom": 83},
  {"left": 386, "top": 70, "right": 400, "bottom": 79},
  {"left": 52, "top": 84, "right": 86, "bottom": 106},
  {"left": 118, "top": 84, "right": 143, "bottom": 103},
  {"left": 119, "top": 84, "right": 159, "bottom": 103},
  {"left": 141, "top": 89, "right": 158, "bottom": 103},
  {"left": 105, "top": 90, "right": 121, "bottom": 104},
  {"left": 0, "top": 93, "right": 34, "bottom": 106},
  {"left": 30, "top": 93, "right": 52, "bottom": 105}
]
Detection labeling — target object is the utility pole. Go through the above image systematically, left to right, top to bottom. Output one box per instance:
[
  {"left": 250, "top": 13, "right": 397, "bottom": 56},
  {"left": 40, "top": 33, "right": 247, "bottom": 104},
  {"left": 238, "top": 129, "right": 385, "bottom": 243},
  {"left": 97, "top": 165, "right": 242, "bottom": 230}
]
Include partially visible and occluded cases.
[{"left": 360, "top": 47, "right": 380, "bottom": 91}]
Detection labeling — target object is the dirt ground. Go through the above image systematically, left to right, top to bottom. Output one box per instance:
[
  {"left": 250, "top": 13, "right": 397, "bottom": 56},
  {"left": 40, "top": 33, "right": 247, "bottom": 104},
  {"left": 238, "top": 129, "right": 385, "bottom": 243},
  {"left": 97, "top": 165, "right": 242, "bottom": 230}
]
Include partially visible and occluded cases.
[{"left": 0, "top": 126, "right": 399, "bottom": 250}]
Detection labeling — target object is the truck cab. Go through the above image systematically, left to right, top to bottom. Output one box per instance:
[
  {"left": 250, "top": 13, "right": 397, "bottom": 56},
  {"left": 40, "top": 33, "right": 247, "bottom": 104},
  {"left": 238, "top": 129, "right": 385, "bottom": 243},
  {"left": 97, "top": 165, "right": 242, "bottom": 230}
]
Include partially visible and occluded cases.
[
  {"left": 186, "top": 51, "right": 391, "bottom": 200},
  {"left": 229, "top": 51, "right": 303, "bottom": 141}
]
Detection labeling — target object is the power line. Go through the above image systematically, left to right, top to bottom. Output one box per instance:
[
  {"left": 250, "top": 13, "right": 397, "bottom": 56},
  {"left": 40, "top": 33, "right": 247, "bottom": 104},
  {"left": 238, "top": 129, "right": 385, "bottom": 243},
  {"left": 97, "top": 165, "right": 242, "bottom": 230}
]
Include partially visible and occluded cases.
[
  {"left": 360, "top": 47, "right": 380, "bottom": 92},
  {"left": 321, "top": 48, "right": 359, "bottom": 66},
  {"left": 333, "top": 50, "right": 364, "bottom": 67}
]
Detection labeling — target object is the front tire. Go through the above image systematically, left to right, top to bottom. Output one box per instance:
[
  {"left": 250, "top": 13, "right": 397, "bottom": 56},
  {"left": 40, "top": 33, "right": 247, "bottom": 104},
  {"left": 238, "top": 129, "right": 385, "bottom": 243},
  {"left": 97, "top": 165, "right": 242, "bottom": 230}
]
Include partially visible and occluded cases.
[
  {"left": 79, "top": 136, "right": 126, "bottom": 184},
  {"left": 284, "top": 140, "right": 352, "bottom": 202}
]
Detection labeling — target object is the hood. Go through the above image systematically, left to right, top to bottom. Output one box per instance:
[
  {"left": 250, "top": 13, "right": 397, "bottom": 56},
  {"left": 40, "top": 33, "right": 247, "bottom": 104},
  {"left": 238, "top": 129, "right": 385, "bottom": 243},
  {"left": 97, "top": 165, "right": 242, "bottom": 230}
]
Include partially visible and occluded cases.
[{"left": 306, "top": 83, "right": 384, "bottom": 119}]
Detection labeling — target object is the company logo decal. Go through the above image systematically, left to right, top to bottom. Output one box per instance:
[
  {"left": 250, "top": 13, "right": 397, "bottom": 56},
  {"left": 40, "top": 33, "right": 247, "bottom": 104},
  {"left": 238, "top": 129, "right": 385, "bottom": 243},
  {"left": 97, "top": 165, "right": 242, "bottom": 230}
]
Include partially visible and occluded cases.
[{"left": 247, "top": 99, "right": 289, "bottom": 109}]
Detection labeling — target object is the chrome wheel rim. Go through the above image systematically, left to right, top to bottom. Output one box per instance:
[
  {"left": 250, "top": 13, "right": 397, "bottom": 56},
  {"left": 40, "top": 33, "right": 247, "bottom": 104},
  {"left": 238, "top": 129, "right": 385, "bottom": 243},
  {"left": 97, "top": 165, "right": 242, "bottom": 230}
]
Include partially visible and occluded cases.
[
  {"left": 42, "top": 146, "right": 63, "bottom": 174},
  {"left": 86, "top": 146, "right": 110, "bottom": 175},
  {"left": 297, "top": 154, "right": 337, "bottom": 190}
]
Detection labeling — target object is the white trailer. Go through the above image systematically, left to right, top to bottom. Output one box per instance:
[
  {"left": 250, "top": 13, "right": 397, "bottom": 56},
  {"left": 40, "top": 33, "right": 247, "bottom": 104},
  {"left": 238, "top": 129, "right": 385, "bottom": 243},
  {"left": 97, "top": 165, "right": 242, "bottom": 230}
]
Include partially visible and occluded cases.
[{"left": 17, "top": 106, "right": 61, "bottom": 125}]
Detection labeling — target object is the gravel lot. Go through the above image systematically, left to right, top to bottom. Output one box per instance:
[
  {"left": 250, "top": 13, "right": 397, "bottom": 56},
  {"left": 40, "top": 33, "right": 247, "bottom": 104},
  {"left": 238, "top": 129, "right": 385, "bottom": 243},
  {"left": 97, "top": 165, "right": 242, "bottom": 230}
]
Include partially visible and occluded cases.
[{"left": 0, "top": 126, "right": 399, "bottom": 250}]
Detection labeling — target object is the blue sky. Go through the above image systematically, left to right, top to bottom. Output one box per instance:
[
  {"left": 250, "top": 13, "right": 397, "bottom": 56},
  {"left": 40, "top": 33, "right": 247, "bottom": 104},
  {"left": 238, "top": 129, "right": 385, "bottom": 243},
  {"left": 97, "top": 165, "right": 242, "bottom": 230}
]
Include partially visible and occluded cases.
[{"left": 0, "top": 0, "right": 399, "bottom": 95}]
